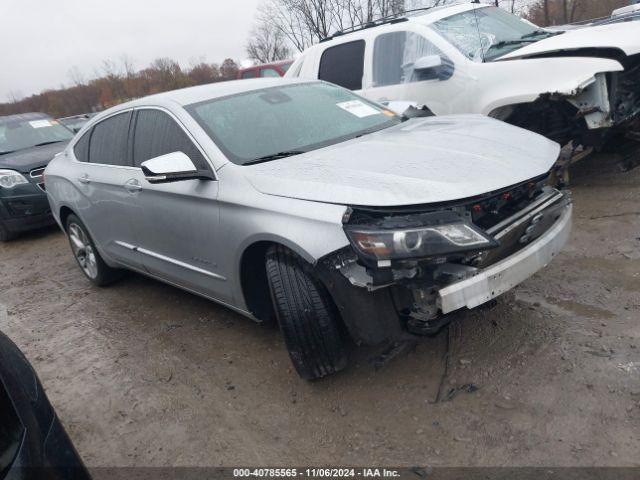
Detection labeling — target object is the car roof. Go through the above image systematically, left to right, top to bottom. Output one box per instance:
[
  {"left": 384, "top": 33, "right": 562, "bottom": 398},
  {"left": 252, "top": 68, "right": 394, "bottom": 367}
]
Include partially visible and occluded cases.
[{"left": 0, "top": 112, "right": 50, "bottom": 124}]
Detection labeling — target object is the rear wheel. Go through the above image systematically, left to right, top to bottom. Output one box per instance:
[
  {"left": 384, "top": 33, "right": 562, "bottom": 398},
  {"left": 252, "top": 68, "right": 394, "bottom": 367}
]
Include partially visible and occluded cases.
[
  {"left": 65, "top": 214, "right": 121, "bottom": 286},
  {"left": 265, "top": 245, "right": 348, "bottom": 380}
]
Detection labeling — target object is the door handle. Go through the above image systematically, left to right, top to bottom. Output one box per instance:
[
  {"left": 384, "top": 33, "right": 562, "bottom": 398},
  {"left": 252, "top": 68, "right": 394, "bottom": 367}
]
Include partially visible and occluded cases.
[{"left": 124, "top": 178, "right": 142, "bottom": 193}]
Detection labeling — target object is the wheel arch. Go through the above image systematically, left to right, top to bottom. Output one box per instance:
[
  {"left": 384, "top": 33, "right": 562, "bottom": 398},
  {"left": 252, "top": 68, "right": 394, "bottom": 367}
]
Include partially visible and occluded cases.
[
  {"left": 59, "top": 205, "right": 76, "bottom": 231},
  {"left": 237, "top": 236, "right": 317, "bottom": 323}
]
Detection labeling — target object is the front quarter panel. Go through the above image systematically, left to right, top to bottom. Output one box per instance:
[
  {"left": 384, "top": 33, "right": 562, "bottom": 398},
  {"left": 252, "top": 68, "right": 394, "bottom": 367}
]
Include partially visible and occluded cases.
[
  {"left": 474, "top": 56, "right": 624, "bottom": 116},
  {"left": 216, "top": 165, "right": 349, "bottom": 310}
]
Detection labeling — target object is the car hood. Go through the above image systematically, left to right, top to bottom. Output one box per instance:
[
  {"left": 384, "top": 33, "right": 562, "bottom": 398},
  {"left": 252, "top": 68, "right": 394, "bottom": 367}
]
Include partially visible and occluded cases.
[
  {"left": 499, "top": 22, "right": 640, "bottom": 60},
  {"left": 244, "top": 115, "right": 560, "bottom": 207},
  {"left": 0, "top": 142, "right": 69, "bottom": 173}
]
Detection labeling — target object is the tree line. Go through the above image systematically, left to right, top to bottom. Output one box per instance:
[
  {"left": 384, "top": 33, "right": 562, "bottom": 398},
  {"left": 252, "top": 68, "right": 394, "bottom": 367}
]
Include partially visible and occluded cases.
[{"left": 0, "top": 57, "right": 239, "bottom": 118}]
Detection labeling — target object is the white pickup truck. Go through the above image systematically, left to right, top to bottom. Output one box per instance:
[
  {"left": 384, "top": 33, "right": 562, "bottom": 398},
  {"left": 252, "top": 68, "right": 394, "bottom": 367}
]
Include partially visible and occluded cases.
[{"left": 287, "top": 3, "right": 640, "bottom": 151}]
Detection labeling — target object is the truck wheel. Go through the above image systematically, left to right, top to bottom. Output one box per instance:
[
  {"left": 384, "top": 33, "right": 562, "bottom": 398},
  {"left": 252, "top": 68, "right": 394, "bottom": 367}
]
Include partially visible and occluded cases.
[
  {"left": 65, "top": 214, "right": 121, "bottom": 286},
  {"left": 0, "top": 222, "right": 16, "bottom": 242},
  {"left": 265, "top": 245, "right": 348, "bottom": 380}
]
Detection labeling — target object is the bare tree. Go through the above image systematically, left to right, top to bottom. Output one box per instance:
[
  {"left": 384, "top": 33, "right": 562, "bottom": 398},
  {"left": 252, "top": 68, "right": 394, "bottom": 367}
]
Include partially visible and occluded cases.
[
  {"left": 259, "top": 0, "right": 411, "bottom": 53},
  {"left": 246, "top": 21, "right": 292, "bottom": 64},
  {"left": 120, "top": 54, "right": 136, "bottom": 78},
  {"left": 68, "top": 66, "right": 86, "bottom": 86},
  {"left": 6, "top": 90, "right": 24, "bottom": 104}
]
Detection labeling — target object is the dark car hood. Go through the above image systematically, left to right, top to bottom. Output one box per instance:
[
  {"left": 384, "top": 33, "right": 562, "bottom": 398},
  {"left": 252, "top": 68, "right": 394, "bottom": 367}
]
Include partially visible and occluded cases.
[{"left": 0, "top": 142, "right": 69, "bottom": 173}]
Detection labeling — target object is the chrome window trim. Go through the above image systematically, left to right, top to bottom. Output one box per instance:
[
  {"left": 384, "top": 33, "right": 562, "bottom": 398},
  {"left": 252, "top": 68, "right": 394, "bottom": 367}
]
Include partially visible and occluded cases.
[{"left": 68, "top": 106, "right": 217, "bottom": 180}]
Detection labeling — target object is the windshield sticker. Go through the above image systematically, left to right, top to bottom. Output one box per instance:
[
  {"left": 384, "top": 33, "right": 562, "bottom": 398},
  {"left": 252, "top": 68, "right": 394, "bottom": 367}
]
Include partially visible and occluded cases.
[
  {"left": 336, "top": 101, "right": 381, "bottom": 118},
  {"left": 29, "top": 120, "right": 53, "bottom": 129}
]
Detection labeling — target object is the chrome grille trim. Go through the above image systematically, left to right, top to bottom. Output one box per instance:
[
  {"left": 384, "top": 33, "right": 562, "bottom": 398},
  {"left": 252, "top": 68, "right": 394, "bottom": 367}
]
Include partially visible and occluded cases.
[{"left": 30, "top": 167, "right": 46, "bottom": 178}]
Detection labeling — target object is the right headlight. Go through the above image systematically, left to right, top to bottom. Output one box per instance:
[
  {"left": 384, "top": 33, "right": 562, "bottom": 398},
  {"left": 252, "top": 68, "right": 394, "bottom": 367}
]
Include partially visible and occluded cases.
[
  {"left": 0, "top": 169, "right": 29, "bottom": 189},
  {"left": 345, "top": 221, "right": 497, "bottom": 265}
]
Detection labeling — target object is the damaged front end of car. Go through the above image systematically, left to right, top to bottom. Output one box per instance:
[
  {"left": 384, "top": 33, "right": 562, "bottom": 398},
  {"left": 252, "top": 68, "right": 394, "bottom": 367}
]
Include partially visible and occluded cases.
[
  {"left": 505, "top": 54, "right": 640, "bottom": 153},
  {"left": 316, "top": 176, "right": 572, "bottom": 345}
]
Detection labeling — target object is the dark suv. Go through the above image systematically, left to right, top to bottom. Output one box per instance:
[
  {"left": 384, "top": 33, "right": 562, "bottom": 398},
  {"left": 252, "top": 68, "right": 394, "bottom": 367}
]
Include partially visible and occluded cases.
[{"left": 0, "top": 113, "right": 73, "bottom": 241}]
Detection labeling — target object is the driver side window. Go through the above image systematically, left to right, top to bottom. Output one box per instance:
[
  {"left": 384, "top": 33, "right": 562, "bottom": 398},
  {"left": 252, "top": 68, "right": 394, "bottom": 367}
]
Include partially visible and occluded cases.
[
  {"left": 372, "top": 31, "right": 451, "bottom": 87},
  {"left": 132, "top": 109, "right": 208, "bottom": 170}
]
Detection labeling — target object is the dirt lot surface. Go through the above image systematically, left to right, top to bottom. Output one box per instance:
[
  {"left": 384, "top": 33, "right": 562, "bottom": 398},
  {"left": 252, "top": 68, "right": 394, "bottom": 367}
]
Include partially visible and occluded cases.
[{"left": 1, "top": 153, "right": 639, "bottom": 468}]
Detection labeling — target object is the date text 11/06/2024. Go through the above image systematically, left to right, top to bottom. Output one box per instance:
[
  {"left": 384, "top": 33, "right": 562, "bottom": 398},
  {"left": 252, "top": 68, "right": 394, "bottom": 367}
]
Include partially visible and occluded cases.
[{"left": 233, "top": 468, "right": 402, "bottom": 478}]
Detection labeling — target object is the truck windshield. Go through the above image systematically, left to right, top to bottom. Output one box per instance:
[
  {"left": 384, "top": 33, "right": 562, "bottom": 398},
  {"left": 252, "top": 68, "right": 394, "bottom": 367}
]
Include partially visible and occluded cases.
[
  {"left": 431, "top": 6, "right": 559, "bottom": 62},
  {"left": 186, "top": 82, "right": 400, "bottom": 165},
  {"left": 0, "top": 117, "right": 73, "bottom": 155}
]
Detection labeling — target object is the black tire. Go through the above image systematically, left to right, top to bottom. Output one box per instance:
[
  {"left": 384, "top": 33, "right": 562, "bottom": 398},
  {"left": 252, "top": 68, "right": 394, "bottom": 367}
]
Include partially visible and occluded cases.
[
  {"left": 65, "top": 214, "right": 122, "bottom": 286},
  {"left": 0, "top": 222, "right": 16, "bottom": 242},
  {"left": 265, "top": 245, "right": 348, "bottom": 380}
]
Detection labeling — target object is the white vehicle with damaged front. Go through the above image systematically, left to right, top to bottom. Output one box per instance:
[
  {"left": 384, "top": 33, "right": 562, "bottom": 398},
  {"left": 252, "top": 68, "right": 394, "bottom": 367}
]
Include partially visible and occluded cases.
[
  {"left": 287, "top": 3, "right": 640, "bottom": 153},
  {"left": 45, "top": 79, "right": 571, "bottom": 380}
]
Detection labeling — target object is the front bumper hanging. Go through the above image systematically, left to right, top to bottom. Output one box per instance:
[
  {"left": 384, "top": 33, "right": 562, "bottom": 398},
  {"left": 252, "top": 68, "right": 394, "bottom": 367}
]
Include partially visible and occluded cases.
[{"left": 437, "top": 202, "right": 572, "bottom": 314}]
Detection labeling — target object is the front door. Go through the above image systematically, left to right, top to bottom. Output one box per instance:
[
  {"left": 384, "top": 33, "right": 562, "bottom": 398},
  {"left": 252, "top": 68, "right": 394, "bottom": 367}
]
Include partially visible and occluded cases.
[{"left": 125, "top": 108, "right": 230, "bottom": 304}]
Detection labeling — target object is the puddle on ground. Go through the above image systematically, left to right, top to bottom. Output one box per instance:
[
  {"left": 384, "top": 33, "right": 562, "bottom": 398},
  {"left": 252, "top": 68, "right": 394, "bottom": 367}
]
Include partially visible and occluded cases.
[{"left": 546, "top": 298, "right": 616, "bottom": 320}]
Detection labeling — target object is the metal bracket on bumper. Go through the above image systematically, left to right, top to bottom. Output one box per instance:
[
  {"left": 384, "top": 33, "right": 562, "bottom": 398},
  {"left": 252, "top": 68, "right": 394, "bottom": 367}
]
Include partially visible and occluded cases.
[{"left": 437, "top": 203, "right": 573, "bottom": 314}]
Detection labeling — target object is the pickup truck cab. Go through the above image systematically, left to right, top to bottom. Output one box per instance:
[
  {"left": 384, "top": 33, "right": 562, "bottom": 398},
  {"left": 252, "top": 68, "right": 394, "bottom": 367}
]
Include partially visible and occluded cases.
[{"left": 287, "top": 3, "right": 640, "bottom": 150}]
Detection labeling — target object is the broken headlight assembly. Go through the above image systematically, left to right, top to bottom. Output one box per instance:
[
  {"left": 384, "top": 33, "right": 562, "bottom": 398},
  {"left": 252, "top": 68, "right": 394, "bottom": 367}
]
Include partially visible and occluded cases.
[{"left": 344, "top": 210, "right": 499, "bottom": 268}]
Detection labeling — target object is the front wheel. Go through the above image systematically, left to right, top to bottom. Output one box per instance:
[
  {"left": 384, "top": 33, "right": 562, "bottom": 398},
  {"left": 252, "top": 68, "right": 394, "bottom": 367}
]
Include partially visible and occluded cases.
[
  {"left": 65, "top": 214, "right": 122, "bottom": 286},
  {"left": 265, "top": 245, "right": 348, "bottom": 380}
]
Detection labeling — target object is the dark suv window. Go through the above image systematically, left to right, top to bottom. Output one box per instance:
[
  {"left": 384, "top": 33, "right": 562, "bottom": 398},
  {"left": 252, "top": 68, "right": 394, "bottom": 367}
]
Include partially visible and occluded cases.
[
  {"left": 319, "top": 40, "right": 365, "bottom": 90},
  {"left": 132, "top": 109, "right": 208, "bottom": 170},
  {"left": 88, "top": 112, "right": 132, "bottom": 166},
  {"left": 73, "top": 130, "right": 90, "bottom": 162}
]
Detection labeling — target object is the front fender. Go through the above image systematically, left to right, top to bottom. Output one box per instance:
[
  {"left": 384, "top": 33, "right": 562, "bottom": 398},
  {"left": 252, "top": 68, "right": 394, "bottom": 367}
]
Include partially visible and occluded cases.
[{"left": 475, "top": 57, "right": 624, "bottom": 116}]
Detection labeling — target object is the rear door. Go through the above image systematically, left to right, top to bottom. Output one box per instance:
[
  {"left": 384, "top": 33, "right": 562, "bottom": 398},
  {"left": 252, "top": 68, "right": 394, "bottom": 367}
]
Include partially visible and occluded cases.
[
  {"left": 124, "top": 108, "right": 229, "bottom": 303},
  {"left": 70, "top": 111, "right": 143, "bottom": 268}
]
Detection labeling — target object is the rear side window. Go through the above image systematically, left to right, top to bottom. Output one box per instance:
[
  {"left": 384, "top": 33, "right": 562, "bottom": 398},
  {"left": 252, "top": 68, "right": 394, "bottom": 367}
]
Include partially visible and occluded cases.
[
  {"left": 319, "top": 40, "right": 365, "bottom": 90},
  {"left": 241, "top": 70, "right": 257, "bottom": 79},
  {"left": 132, "top": 109, "right": 208, "bottom": 170},
  {"left": 88, "top": 112, "right": 132, "bottom": 166},
  {"left": 73, "top": 131, "right": 90, "bottom": 162}
]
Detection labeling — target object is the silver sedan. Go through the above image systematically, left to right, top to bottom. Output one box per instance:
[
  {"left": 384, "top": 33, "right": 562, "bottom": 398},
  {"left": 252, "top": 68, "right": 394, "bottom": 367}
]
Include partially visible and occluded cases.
[{"left": 45, "top": 78, "right": 572, "bottom": 379}]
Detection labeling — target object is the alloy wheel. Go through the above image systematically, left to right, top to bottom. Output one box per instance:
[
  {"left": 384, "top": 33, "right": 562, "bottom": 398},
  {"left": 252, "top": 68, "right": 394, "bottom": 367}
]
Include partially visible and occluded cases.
[{"left": 68, "top": 223, "right": 98, "bottom": 279}]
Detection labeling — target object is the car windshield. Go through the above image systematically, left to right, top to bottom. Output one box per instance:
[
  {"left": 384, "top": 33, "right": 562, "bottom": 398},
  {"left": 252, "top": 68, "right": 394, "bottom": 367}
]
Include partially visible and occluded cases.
[
  {"left": 431, "top": 6, "right": 559, "bottom": 62},
  {"left": 186, "top": 82, "right": 400, "bottom": 165},
  {"left": 0, "top": 117, "right": 73, "bottom": 154}
]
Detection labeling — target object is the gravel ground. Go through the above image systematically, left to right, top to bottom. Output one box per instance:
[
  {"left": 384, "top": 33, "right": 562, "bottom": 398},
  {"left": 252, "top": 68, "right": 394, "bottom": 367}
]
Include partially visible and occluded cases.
[{"left": 1, "top": 152, "right": 639, "bottom": 468}]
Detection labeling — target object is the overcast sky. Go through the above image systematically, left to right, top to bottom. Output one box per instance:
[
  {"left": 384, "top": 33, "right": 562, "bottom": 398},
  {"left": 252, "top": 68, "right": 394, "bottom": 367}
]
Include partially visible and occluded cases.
[{"left": 0, "top": 0, "right": 263, "bottom": 102}]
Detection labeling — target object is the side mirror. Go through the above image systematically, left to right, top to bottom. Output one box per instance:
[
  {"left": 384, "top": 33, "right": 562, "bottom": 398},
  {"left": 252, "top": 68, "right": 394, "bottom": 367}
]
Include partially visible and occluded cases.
[
  {"left": 410, "top": 55, "right": 454, "bottom": 82},
  {"left": 413, "top": 55, "right": 443, "bottom": 72},
  {"left": 141, "top": 151, "right": 213, "bottom": 184}
]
